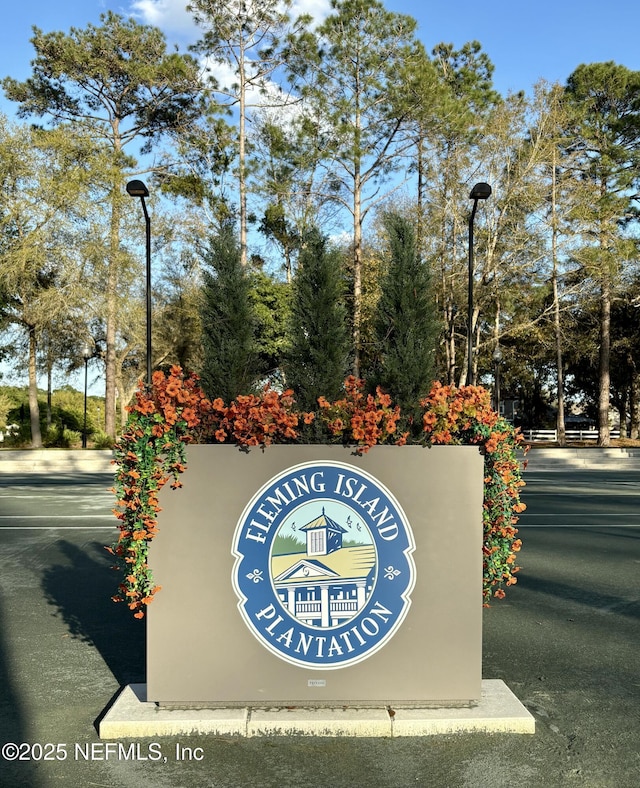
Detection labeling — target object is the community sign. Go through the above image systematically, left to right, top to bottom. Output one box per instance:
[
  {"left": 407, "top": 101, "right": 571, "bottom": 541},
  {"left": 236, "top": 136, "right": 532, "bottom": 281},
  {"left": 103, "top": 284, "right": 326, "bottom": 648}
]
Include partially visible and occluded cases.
[{"left": 232, "top": 461, "right": 416, "bottom": 670}]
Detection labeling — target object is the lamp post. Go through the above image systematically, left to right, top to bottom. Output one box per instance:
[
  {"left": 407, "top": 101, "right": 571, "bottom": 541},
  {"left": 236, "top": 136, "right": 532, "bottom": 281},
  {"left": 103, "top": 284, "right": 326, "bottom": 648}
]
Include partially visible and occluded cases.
[
  {"left": 126, "top": 179, "right": 152, "bottom": 386},
  {"left": 467, "top": 182, "right": 492, "bottom": 385},
  {"left": 82, "top": 343, "right": 91, "bottom": 449},
  {"left": 493, "top": 345, "right": 502, "bottom": 415}
]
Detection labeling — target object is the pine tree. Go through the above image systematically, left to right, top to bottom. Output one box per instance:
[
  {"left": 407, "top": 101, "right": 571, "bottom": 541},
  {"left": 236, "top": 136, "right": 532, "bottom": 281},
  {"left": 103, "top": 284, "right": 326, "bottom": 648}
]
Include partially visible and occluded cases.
[
  {"left": 371, "top": 213, "right": 438, "bottom": 415},
  {"left": 200, "top": 223, "right": 259, "bottom": 402},
  {"left": 284, "top": 228, "right": 350, "bottom": 410}
]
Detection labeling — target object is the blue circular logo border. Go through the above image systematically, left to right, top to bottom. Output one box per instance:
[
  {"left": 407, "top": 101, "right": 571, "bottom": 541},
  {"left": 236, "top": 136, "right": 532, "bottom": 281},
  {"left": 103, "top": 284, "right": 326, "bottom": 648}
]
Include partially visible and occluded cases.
[{"left": 232, "top": 461, "right": 416, "bottom": 670}]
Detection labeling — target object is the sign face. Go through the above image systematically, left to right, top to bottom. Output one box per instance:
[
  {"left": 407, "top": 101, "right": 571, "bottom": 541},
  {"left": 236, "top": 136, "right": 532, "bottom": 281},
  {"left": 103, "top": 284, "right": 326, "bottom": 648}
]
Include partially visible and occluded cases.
[{"left": 232, "top": 461, "right": 416, "bottom": 670}]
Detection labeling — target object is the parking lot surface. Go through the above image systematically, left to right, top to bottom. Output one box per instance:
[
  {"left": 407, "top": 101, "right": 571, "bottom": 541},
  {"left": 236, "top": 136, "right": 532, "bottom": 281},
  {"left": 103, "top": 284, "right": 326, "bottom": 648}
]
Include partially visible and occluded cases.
[{"left": 0, "top": 464, "right": 638, "bottom": 787}]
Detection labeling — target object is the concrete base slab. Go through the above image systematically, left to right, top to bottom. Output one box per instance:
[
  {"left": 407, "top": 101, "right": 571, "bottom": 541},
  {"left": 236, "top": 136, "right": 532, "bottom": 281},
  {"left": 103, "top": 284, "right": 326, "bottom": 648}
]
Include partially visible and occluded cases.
[
  {"left": 99, "top": 680, "right": 534, "bottom": 738},
  {"left": 392, "top": 680, "right": 535, "bottom": 735}
]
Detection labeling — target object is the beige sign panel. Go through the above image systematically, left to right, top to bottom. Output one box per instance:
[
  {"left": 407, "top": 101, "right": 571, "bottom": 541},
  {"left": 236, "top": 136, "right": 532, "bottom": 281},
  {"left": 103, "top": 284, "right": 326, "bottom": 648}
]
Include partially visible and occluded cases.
[{"left": 147, "top": 444, "right": 484, "bottom": 707}]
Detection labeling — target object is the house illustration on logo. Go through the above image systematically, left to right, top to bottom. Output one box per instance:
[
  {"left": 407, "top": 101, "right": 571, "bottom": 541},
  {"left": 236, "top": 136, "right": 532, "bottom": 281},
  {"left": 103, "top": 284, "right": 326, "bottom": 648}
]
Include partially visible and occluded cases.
[{"left": 271, "top": 507, "right": 376, "bottom": 629}]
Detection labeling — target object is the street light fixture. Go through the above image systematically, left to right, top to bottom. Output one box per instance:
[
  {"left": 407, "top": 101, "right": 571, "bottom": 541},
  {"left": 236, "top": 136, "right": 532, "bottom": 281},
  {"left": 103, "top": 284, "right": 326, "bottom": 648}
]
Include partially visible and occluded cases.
[
  {"left": 126, "top": 179, "right": 152, "bottom": 386},
  {"left": 467, "top": 182, "right": 492, "bottom": 385},
  {"left": 82, "top": 342, "right": 92, "bottom": 449}
]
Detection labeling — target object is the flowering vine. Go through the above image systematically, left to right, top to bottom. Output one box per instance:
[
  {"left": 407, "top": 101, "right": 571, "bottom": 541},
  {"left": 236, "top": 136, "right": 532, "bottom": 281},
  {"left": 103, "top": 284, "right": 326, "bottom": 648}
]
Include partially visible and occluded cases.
[
  {"left": 108, "top": 366, "right": 209, "bottom": 618},
  {"left": 109, "top": 369, "right": 527, "bottom": 617},
  {"left": 420, "top": 382, "right": 526, "bottom": 604}
]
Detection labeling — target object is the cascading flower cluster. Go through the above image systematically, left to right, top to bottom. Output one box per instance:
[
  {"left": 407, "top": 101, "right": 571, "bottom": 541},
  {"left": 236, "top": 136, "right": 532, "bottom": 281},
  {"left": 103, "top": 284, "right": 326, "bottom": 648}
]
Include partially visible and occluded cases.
[
  {"left": 109, "top": 366, "right": 209, "bottom": 617},
  {"left": 109, "top": 368, "right": 527, "bottom": 618},
  {"left": 421, "top": 381, "right": 527, "bottom": 604}
]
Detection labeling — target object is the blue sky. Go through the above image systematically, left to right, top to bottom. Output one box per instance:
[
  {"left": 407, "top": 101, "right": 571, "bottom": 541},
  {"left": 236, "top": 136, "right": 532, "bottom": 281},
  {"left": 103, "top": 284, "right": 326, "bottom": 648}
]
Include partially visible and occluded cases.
[{"left": 1, "top": 0, "right": 640, "bottom": 113}]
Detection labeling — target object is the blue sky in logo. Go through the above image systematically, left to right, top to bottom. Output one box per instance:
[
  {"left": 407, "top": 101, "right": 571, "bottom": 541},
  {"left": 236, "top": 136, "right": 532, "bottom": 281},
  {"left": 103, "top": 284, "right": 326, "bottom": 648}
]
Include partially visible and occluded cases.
[{"left": 273, "top": 499, "right": 374, "bottom": 554}]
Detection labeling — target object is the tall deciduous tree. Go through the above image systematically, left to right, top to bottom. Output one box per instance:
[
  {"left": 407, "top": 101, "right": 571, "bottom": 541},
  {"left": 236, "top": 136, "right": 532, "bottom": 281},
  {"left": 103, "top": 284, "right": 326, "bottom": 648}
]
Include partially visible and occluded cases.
[
  {"left": 3, "top": 11, "right": 201, "bottom": 437},
  {"left": 564, "top": 61, "right": 640, "bottom": 446},
  {"left": 0, "top": 119, "right": 94, "bottom": 447},
  {"left": 283, "top": 228, "right": 350, "bottom": 410}
]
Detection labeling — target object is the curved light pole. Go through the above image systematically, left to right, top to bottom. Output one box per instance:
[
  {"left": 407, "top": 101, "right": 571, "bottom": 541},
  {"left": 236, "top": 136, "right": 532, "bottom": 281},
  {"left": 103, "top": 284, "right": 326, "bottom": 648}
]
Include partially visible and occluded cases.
[
  {"left": 126, "top": 179, "right": 152, "bottom": 386},
  {"left": 467, "top": 182, "right": 492, "bottom": 385},
  {"left": 82, "top": 343, "right": 92, "bottom": 449}
]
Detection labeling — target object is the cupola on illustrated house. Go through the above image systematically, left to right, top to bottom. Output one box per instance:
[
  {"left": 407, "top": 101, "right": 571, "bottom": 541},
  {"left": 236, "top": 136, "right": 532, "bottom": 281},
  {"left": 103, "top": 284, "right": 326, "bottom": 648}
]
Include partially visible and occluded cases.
[{"left": 299, "top": 507, "right": 347, "bottom": 556}]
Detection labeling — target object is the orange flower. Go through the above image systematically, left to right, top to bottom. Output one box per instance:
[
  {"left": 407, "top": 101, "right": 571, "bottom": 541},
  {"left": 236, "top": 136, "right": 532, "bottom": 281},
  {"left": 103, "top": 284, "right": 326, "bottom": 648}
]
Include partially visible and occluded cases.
[{"left": 112, "top": 369, "right": 525, "bottom": 617}]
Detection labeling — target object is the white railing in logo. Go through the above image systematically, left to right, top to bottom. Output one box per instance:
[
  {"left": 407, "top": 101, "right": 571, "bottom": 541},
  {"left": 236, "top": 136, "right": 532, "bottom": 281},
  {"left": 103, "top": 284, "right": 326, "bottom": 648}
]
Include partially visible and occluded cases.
[
  {"left": 294, "top": 600, "right": 359, "bottom": 616},
  {"left": 330, "top": 600, "right": 359, "bottom": 613},
  {"left": 296, "top": 601, "right": 322, "bottom": 614}
]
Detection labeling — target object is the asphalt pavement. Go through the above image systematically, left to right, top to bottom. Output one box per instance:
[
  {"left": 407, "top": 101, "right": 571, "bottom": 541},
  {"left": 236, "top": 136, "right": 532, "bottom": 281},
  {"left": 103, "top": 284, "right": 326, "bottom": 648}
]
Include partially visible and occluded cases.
[{"left": 0, "top": 460, "right": 639, "bottom": 787}]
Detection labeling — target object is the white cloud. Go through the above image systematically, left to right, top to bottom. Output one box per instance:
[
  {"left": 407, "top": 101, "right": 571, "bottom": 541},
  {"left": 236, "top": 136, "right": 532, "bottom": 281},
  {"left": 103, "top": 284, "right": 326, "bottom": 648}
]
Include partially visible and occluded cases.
[
  {"left": 128, "top": 0, "right": 333, "bottom": 117},
  {"left": 129, "top": 0, "right": 332, "bottom": 40},
  {"left": 129, "top": 0, "right": 198, "bottom": 38},
  {"left": 290, "top": 0, "right": 331, "bottom": 25}
]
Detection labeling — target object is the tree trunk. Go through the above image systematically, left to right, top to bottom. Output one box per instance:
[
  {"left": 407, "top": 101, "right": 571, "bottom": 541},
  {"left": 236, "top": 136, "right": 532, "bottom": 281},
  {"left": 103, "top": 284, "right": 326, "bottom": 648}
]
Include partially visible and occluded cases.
[
  {"left": 239, "top": 46, "right": 248, "bottom": 269},
  {"left": 416, "top": 128, "right": 425, "bottom": 252},
  {"left": 551, "top": 160, "right": 566, "bottom": 446},
  {"left": 352, "top": 162, "right": 362, "bottom": 380},
  {"left": 104, "top": 191, "right": 121, "bottom": 439},
  {"left": 597, "top": 271, "right": 611, "bottom": 447},
  {"left": 446, "top": 302, "right": 456, "bottom": 385},
  {"left": 27, "top": 325, "right": 42, "bottom": 448},
  {"left": 46, "top": 364, "right": 53, "bottom": 429},
  {"left": 630, "top": 366, "right": 639, "bottom": 440},
  {"left": 618, "top": 392, "right": 628, "bottom": 438}
]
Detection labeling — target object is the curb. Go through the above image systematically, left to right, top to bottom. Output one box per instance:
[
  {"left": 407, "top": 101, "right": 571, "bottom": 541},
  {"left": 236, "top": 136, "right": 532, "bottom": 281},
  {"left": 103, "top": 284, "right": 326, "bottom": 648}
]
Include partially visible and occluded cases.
[
  {"left": 524, "top": 447, "right": 640, "bottom": 471},
  {"left": 0, "top": 449, "right": 113, "bottom": 474}
]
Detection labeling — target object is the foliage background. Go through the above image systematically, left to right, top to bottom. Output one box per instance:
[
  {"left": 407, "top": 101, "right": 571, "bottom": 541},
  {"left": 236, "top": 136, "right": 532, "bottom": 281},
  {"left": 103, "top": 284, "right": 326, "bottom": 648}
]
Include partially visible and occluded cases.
[{"left": 2, "top": 6, "right": 640, "bottom": 448}]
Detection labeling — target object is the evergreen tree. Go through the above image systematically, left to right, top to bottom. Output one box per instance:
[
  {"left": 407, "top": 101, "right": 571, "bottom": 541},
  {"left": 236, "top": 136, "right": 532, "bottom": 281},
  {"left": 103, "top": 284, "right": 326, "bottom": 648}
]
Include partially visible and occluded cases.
[
  {"left": 370, "top": 213, "right": 438, "bottom": 415},
  {"left": 200, "top": 223, "right": 259, "bottom": 401},
  {"left": 283, "top": 228, "right": 350, "bottom": 410}
]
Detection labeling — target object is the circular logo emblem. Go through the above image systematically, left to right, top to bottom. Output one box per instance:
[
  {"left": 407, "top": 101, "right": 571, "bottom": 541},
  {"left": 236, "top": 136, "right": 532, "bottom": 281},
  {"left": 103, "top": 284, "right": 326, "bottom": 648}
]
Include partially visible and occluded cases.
[{"left": 232, "top": 461, "right": 416, "bottom": 669}]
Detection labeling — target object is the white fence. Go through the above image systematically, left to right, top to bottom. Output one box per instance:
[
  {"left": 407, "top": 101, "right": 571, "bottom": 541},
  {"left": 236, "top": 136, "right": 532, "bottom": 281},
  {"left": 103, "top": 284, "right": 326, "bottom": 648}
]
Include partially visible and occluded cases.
[{"left": 521, "top": 429, "right": 620, "bottom": 442}]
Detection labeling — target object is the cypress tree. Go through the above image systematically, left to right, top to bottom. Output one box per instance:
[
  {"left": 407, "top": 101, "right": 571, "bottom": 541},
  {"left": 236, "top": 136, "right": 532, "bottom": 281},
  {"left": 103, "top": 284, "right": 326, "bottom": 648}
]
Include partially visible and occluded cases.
[
  {"left": 371, "top": 213, "right": 438, "bottom": 414},
  {"left": 200, "top": 223, "right": 259, "bottom": 401},
  {"left": 284, "top": 228, "right": 350, "bottom": 411}
]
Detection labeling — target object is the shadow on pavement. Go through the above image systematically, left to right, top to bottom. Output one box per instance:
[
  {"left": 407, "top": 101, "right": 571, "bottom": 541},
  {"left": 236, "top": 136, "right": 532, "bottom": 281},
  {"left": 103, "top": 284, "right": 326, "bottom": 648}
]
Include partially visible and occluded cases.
[
  {"left": 41, "top": 539, "right": 145, "bottom": 687},
  {"left": 521, "top": 573, "right": 640, "bottom": 620},
  {"left": 0, "top": 594, "right": 42, "bottom": 788}
]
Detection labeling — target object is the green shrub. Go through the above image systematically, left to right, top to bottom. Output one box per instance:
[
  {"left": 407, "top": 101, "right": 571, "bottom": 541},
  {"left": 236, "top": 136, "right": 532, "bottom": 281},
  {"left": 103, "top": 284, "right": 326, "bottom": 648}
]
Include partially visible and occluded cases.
[
  {"left": 43, "top": 424, "right": 81, "bottom": 448},
  {"left": 92, "top": 430, "right": 114, "bottom": 450}
]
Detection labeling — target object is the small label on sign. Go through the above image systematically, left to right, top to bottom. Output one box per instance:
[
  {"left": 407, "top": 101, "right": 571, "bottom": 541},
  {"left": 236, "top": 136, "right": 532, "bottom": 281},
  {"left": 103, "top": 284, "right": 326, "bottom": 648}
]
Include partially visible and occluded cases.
[{"left": 308, "top": 679, "right": 326, "bottom": 687}]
